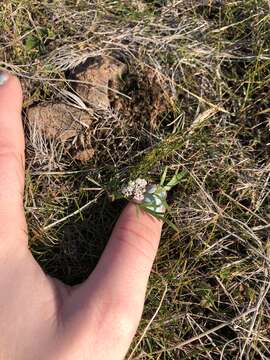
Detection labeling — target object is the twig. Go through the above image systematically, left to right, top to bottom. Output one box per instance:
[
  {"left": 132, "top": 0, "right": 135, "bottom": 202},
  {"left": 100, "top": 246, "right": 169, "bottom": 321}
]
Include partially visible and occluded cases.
[
  {"left": 43, "top": 191, "right": 104, "bottom": 230},
  {"left": 239, "top": 277, "right": 270, "bottom": 358},
  {"left": 138, "top": 307, "right": 257, "bottom": 357}
]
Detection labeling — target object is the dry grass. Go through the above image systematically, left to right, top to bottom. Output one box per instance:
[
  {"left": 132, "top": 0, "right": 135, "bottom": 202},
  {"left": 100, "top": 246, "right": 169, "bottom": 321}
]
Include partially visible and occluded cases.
[{"left": 1, "top": 0, "right": 270, "bottom": 358}]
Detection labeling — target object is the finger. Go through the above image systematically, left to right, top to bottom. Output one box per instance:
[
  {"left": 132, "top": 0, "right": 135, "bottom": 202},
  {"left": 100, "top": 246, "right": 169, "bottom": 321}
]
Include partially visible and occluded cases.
[
  {"left": 0, "top": 72, "right": 26, "bottom": 253},
  {"left": 71, "top": 202, "right": 162, "bottom": 322},
  {"left": 91, "top": 202, "right": 162, "bottom": 304},
  {"left": 62, "top": 203, "right": 162, "bottom": 359}
]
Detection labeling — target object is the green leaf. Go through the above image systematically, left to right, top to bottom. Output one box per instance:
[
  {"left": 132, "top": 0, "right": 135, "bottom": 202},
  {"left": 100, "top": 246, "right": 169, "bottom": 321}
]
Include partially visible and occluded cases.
[
  {"left": 25, "top": 34, "right": 40, "bottom": 51},
  {"left": 160, "top": 166, "right": 168, "bottom": 186},
  {"left": 164, "top": 171, "right": 187, "bottom": 191},
  {"left": 163, "top": 216, "right": 179, "bottom": 232}
]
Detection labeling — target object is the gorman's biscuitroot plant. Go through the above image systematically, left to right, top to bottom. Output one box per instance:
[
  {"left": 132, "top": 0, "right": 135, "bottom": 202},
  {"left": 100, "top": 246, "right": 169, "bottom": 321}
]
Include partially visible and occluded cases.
[{"left": 121, "top": 167, "right": 186, "bottom": 230}]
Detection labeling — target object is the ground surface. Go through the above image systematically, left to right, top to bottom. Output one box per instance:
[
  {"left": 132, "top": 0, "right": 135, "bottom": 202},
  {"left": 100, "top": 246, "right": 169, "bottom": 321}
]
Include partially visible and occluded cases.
[{"left": 1, "top": 1, "right": 270, "bottom": 359}]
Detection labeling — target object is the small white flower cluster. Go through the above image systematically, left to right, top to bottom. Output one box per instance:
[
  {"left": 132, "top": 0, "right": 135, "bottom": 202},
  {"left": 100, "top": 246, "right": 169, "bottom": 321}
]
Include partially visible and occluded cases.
[{"left": 122, "top": 178, "right": 148, "bottom": 202}]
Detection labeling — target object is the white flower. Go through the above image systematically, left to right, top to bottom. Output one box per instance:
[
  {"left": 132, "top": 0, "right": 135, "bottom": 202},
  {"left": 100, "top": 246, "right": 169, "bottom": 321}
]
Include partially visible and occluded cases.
[
  {"left": 121, "top": 178, "right": 148, "bottom": 201},
  {"left": 135, "top": 178, "right": 147, "bottom": 189},
  {"left": 122, "top": 184, "right": 133, "bottom": 196},
  {"left": 133, "top": 192, "right": 145, "bottom": 202}
]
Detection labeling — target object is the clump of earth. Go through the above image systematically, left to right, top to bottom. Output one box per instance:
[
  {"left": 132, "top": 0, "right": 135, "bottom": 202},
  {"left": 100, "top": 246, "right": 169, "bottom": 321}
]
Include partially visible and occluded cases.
[{"left": 27, "top": 55, "right": 169, "bottom": 162}]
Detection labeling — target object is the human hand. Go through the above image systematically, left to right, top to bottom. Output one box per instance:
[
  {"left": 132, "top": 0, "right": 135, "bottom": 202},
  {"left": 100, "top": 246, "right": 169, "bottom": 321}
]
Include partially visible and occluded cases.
[{"left": 0, "top": 73, "right": 163, "bottom": 360}]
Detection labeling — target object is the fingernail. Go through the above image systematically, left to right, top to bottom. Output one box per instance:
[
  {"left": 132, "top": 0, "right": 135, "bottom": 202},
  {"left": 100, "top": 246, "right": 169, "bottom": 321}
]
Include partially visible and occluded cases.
[
  {"left": 0, "top": 71, "right": 9, "bottom": 86},
  {"left": 142, "top": 185, "right": 167, "bottom": 214}
]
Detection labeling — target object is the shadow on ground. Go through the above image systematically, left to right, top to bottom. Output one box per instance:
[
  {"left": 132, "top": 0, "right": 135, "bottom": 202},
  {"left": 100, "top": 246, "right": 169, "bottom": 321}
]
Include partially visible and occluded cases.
[{"left": 31, "top": 196, "right": 126, "bottom": 285}]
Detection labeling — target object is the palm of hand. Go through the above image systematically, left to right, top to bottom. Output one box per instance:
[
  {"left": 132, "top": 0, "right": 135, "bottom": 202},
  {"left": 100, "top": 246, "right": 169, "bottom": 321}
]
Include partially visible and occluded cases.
[{"left": 0, "top": 75, "right": 162, "bottom": 360}]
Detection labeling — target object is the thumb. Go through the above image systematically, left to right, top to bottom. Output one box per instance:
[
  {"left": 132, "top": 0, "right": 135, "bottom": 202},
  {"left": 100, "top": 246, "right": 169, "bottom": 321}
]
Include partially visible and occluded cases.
[
  {"left": 62, "top": 197, "right": 163, "bottom": 360},
  {"left": 72, "top": 202, "right": 163, "bottom": 324},
  {"left": 91, "top": 202, "right": 163, "bottom": 305}
]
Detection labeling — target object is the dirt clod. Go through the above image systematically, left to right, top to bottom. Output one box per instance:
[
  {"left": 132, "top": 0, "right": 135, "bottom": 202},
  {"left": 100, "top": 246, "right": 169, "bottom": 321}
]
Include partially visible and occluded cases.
[
  {"left": 74, "top": 56, "right": 127, "bottom": 109},
  {"left": 27, "top": 58, "right": 169, "bottom": 163},
  {"left": 112, "top": 68, "right": 169, "bottom": 129},
  {"left": 27, "top": 103, "right": 92, "bottom": 142},
  {"left": 74, "top": 148, "right": 95, "bottom": 162}
]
